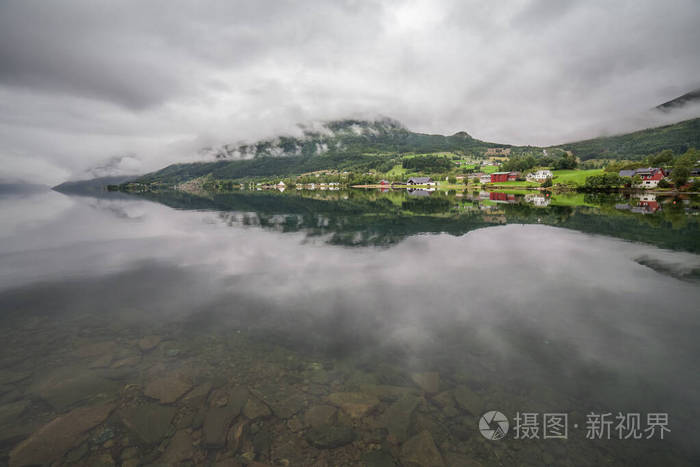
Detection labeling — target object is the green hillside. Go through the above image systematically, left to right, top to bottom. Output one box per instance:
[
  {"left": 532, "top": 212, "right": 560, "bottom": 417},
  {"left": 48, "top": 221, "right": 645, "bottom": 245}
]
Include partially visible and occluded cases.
[
  {"left": 129, "top": 117, "right": 700, "bottom": 187},
  {"left": 556, "top": 117, "right": 700, "bottom": 161},
  {"left": 134, "top": 119, "right": 506, "bottom": 185}
]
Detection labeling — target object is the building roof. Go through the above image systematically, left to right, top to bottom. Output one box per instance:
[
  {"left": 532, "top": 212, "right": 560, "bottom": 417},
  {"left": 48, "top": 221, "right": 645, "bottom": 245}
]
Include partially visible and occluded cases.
[
  {"left": 619, "top": 167, "right": 663, "bottom": 177},
  {"left": 407, "top": 177, "right": 432, "bottom": 183}
]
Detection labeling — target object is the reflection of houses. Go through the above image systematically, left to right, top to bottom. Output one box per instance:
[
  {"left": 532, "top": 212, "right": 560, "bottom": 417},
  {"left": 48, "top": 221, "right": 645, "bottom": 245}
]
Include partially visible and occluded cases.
[
  {"left": 618, "top": 167, "right": 666, "bottom": 188},
  {"left": 526, "top": 170, "right": 553, "bottom": 182},
  {"left": 489, "top": 172, "right": 520, "bottom": 183},
  {"left": 407, "top": 177, "right": 435, "bottom": 186},
  {"left": 407, "top": 189, "right": 432, "bottom": 197},
  {"left": 480, "top": 191, "right": 517, "bottom": 203},
  {"left": 488, "top": 192, "right": 517, "bottom": 203},
  {"left": 524, "top": 193, "right": 550, "bottom": 207},
  {"left": 616, "top": 194, "right": 661, "bottom": 214},
  {"left": 635, "top": 194, "right": 660, "bottom": 213},
  {"left": 482, "top": 215, "right": 507, "bottom": 224}
]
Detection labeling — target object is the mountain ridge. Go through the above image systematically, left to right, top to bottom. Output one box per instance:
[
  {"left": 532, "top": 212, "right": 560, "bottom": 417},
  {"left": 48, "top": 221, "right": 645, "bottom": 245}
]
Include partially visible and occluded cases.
[
  {"left": 656, "top": 88, "right": 700, "bottom": 112},
  {"left": 128, "top": 116, "right": 700, "bottom": 186}
]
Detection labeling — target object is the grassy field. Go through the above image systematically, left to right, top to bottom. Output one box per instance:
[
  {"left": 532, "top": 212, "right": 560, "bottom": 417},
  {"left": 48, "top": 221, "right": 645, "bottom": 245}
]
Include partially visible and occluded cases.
[
  {"left": 385, "top": 164, "right": 407, "bottom": 178},
  {"left": 481, "top": 165, "right": 499, "bottom": 173},
  {"left": 551, "top": 169, "right": 604, "bottom": 186},
  {"left": 549, "top": 193, "right": 597, "bottom": 207}
]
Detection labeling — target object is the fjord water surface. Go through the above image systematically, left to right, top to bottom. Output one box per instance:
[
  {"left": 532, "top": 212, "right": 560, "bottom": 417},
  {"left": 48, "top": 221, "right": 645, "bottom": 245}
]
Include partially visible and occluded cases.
[{"left": 0, "top": 188, "right": 699, "bottom": 466}]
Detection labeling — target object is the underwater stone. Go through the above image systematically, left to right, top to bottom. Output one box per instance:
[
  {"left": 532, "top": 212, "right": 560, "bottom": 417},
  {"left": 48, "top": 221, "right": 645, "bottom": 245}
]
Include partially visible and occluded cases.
[
  {"left": 327, "top": 392, "right": 379, "bottom": 418},
  {"left": 9, "top": 403, "right": 114, "bottom": 467},
  {"left": 119, "top": 403, "right": 177, "bottom": 444},
  {"left": 305, "top": 424, "right": 356, "bottom": 449},
  {"left": 400, "top": 430, "right": 445, "bottom": 467}
]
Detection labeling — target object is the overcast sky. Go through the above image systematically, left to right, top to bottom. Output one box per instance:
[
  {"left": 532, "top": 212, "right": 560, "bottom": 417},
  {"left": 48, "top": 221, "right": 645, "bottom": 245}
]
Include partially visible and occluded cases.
[{"left": 1, "top": 0, "right": 699, "bottom": 184}]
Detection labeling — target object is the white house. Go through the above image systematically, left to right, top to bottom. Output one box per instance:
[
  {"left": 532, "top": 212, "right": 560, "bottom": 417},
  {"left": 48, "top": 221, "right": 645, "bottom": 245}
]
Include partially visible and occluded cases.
[
  {"left": 526, "top": 170, "right": 553, "bottom": 182},
  {"left": 479, "top": 174, "right": 492, "bottom": 184},
  {"left": 406, "top": 177, "right": 436, "bottom": 186},
  {"left": 525, "top": 193, "right": 551, "bottom": 207}
]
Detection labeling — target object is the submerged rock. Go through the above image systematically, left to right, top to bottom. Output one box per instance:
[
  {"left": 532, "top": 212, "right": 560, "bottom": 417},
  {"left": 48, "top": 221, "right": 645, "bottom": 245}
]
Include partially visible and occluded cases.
[
  {"left": 138, "top": 335, "right": 162, "bottom": 352},
  {"left": 73, "top": 340, "right": 118, "bottom": 358},
  {"left": 88, "top": 354, "right": 114, "bottom": 369},
  {"left": 110, "top": 356, "right": 141, "bottom": 369},
  {"left": 29, "top": 368, "right": 118, "bottom": 410},
  {"left": 411, "top": 372, "right": 440, "bottom": 394},
  {"left": 144, "top": 373, "right": 193, "bottom": 404},
  {"left": 183, "top": 382, "right": 213, "bottom": 404},
  {"left": 360, "top": 384, "right": 419, "bottom": 402},
  {"left": 253, "top": 385, "right": 304, "bottom": 419},
  {"left": 228, "top": 386, "right": 250, "bottom": 413},
  {"left": 453, "top": 387, "right": 482, "bottom": 415},
  {"left": 328, "top": 392, "right": 380, "bottom": 418},
  {"left": 431, "top": 392, "right": 455, "bottom": 409},
  {"left": 380, "top": 395, "right": 420, "bottom": 442},
  {"left": 243, "top": 397, "right": 271, "bottom": 420},
  {"left": 0, "top": 399, "right": 29, "bottom": 426},
  {"left": 9, "top": 403, "right": 114, "bottom": 467},
  {"left": 119, "top": 403, "right": 177, "bottom": 444},
  {"left": 304, "top": 405, "right": 337, "bottom": 428},
  {"left": 203, "top": 406, "right": 240, "bottom": 447},
  {"left": 226, "top": 419, "right": 247, "bottom": 452},
  {"left": 305, "top": 424, "right": 356, "bottom": 449},
  {"left": 91, "top": 426, "right": 115, "bottom": 444},
  {"left": 161, "top": 429, "right": 194, "bottom": 463},
  {"left": 400, "top": 430, "right": 445, "bottom": 467},
  {"left": 64, "top": 442, "right": 89, "bottom": 463},
  {"left": 363, "top": 449, "right": 397, "bottom": 467},
  {"left": 83, "top": 452, "right": 116, "bottom": 466},
  {"left": 443, "top": 452, "right": 484, "bottom": 467}
]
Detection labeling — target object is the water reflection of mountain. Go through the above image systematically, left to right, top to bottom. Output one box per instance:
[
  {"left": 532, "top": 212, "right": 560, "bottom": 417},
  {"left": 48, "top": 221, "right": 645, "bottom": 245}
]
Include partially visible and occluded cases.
[{"left": 131, "top": 189, "right": 700, "bottom": 252}]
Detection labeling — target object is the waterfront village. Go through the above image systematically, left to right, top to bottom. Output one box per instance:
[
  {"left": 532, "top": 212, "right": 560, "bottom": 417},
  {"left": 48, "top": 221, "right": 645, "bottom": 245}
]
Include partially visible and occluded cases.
[
  {"left": 239, "top": 147, "right": 699, "bottom": 196},
  {"left": 192, "top": 149, "right": 699, "bottom": 219}
]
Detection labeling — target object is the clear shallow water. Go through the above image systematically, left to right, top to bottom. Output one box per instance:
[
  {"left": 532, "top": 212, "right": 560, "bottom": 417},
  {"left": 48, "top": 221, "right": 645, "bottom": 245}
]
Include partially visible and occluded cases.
[{"left": 0, "top": 188, "right": 699, "bottom": 466}]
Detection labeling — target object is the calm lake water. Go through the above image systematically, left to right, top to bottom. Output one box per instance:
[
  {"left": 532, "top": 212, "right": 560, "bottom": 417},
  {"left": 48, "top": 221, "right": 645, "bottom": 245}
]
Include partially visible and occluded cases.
[{"left": 1, "top": 186, "right": 699, "bottom": 466}]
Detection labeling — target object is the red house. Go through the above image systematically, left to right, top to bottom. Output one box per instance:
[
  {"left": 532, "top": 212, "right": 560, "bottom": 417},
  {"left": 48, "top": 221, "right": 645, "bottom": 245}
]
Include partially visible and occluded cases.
[
  {"left": 619, "top": 167, "right": 666, "bottom": 188},
  {"left": 636, "top": 168, "right": 665, "bottom": 186},
  {"left": 490, "top": 172, "right": 520, "bottom": 183},
  {"left": 490, "top": 172, "right": 510, "bottom": 183}
]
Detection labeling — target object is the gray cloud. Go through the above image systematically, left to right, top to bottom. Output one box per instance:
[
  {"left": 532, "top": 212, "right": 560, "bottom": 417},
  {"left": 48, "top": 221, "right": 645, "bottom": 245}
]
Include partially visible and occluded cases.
[{"left": 0, "top": 0, "right": 699, "bottom": 184}]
